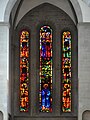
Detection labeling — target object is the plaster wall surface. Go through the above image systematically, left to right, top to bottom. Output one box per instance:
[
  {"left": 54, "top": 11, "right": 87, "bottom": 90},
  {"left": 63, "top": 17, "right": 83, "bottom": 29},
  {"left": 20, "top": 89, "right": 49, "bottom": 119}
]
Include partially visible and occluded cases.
[
  {"left": 0, "top": 0, "right": 8, "bottom": 22},
  {"left": 78, "top": 0, "right": 90, "bottom": 22},
  {"left": 0, "top": 23, "right": 9, "bottom": 120},
  {"left": 78, "top": 23, "right": 90, "bottom": 120}
]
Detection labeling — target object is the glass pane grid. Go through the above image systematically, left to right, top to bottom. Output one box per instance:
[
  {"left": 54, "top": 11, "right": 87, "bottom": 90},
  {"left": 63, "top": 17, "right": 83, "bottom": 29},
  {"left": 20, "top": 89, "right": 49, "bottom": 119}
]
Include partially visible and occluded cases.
[
  {"left": 39, "top": 26, "right": 53, "bottom": 113},
  {"left": 20, "top": 31, "right": 29, "bottom": 112},
  {"left": 62, "top": 31, "right": 72, "bottom": 112}
]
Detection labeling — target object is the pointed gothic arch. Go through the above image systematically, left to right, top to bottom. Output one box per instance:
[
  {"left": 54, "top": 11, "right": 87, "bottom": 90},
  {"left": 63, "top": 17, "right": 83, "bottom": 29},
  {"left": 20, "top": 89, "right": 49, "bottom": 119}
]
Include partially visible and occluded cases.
[
  {"left": 4, "top": 0, "right": 82, "bottom": 23},
  {"left": 9, "top": 2, "right": 78, "bottom": 120}
]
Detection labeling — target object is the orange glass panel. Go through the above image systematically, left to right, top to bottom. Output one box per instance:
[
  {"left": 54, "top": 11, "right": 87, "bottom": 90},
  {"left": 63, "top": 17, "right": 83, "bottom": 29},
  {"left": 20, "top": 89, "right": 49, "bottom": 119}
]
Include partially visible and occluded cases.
[{"left": 20, "top": 30, "right": 29, "bottom": 112}]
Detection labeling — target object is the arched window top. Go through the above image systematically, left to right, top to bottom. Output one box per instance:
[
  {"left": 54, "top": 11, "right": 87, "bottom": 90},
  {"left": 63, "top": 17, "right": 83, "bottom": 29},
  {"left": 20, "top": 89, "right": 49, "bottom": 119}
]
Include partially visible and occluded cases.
[
  {"left": 40, "top": 26, "right": 52, "bottom": 34},
  {"left": 20, "top": 30, "right": 30, "bottom": 37},
  {"left": 62, "top": 31, "right": 71, "bottom": 37}
]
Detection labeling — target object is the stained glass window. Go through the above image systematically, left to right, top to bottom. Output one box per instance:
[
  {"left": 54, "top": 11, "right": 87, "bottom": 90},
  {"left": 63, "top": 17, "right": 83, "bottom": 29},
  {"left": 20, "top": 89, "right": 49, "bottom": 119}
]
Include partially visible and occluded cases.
[
  {"left": 39, "top": 26, "right": 53, "bottom": 112},
  {"left": 20, "top": 30, "right": 29, "bottom": 112},
  {"left": 62, "top": 31, "right": 72, "bottom": 112}
]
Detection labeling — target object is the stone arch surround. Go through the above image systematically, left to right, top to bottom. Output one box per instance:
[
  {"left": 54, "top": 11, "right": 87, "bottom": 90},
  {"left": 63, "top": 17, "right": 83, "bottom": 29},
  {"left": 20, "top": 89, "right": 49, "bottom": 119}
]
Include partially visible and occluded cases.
[
  {"left": 4, "top": 0, "right": 82, "bottom": 23},
  {"left": 11, "top": 2, "right": 78, "bottom": 120}
]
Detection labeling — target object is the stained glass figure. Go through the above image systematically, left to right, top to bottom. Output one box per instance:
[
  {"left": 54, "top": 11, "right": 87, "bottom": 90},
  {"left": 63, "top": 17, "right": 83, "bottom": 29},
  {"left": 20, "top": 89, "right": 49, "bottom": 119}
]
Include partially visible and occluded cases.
[
  {"left": 39, "top": 26, "right": 52, "bottom": 112},
  {"left": 20, "top": 30, "right": 29, "bottom": 112},
  {"left": 62, "top": 31, "right": 71, "bottom": 112}
]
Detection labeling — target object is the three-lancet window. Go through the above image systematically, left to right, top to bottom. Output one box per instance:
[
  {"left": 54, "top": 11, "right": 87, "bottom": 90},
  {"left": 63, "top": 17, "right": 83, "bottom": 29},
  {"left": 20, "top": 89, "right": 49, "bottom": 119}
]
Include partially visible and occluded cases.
[{"left": 19, "top": 27, "right": 72, "bottom": 113}]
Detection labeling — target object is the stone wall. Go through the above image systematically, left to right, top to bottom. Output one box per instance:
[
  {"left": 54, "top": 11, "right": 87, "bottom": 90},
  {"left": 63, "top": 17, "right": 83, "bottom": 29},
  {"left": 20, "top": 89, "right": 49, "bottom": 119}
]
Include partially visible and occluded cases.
[
  {"left": 0, "top": 23, "right": 9, "bottom": 120},
  {"left": 78, "top": 23, "right": 90, "bottom": 120}
]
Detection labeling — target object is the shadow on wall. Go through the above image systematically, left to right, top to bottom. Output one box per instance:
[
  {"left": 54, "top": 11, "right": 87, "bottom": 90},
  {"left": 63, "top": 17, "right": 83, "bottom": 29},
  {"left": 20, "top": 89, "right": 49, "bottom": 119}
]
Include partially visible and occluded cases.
[
  {"left": 82, "top": 110, "right": 90, "bottom": 120},
  {"left": 0, "top": 111, "right": 3, "bottom": 120},
  {"left": 8, "top": 114, "right": 11, "bottom": 120}
]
